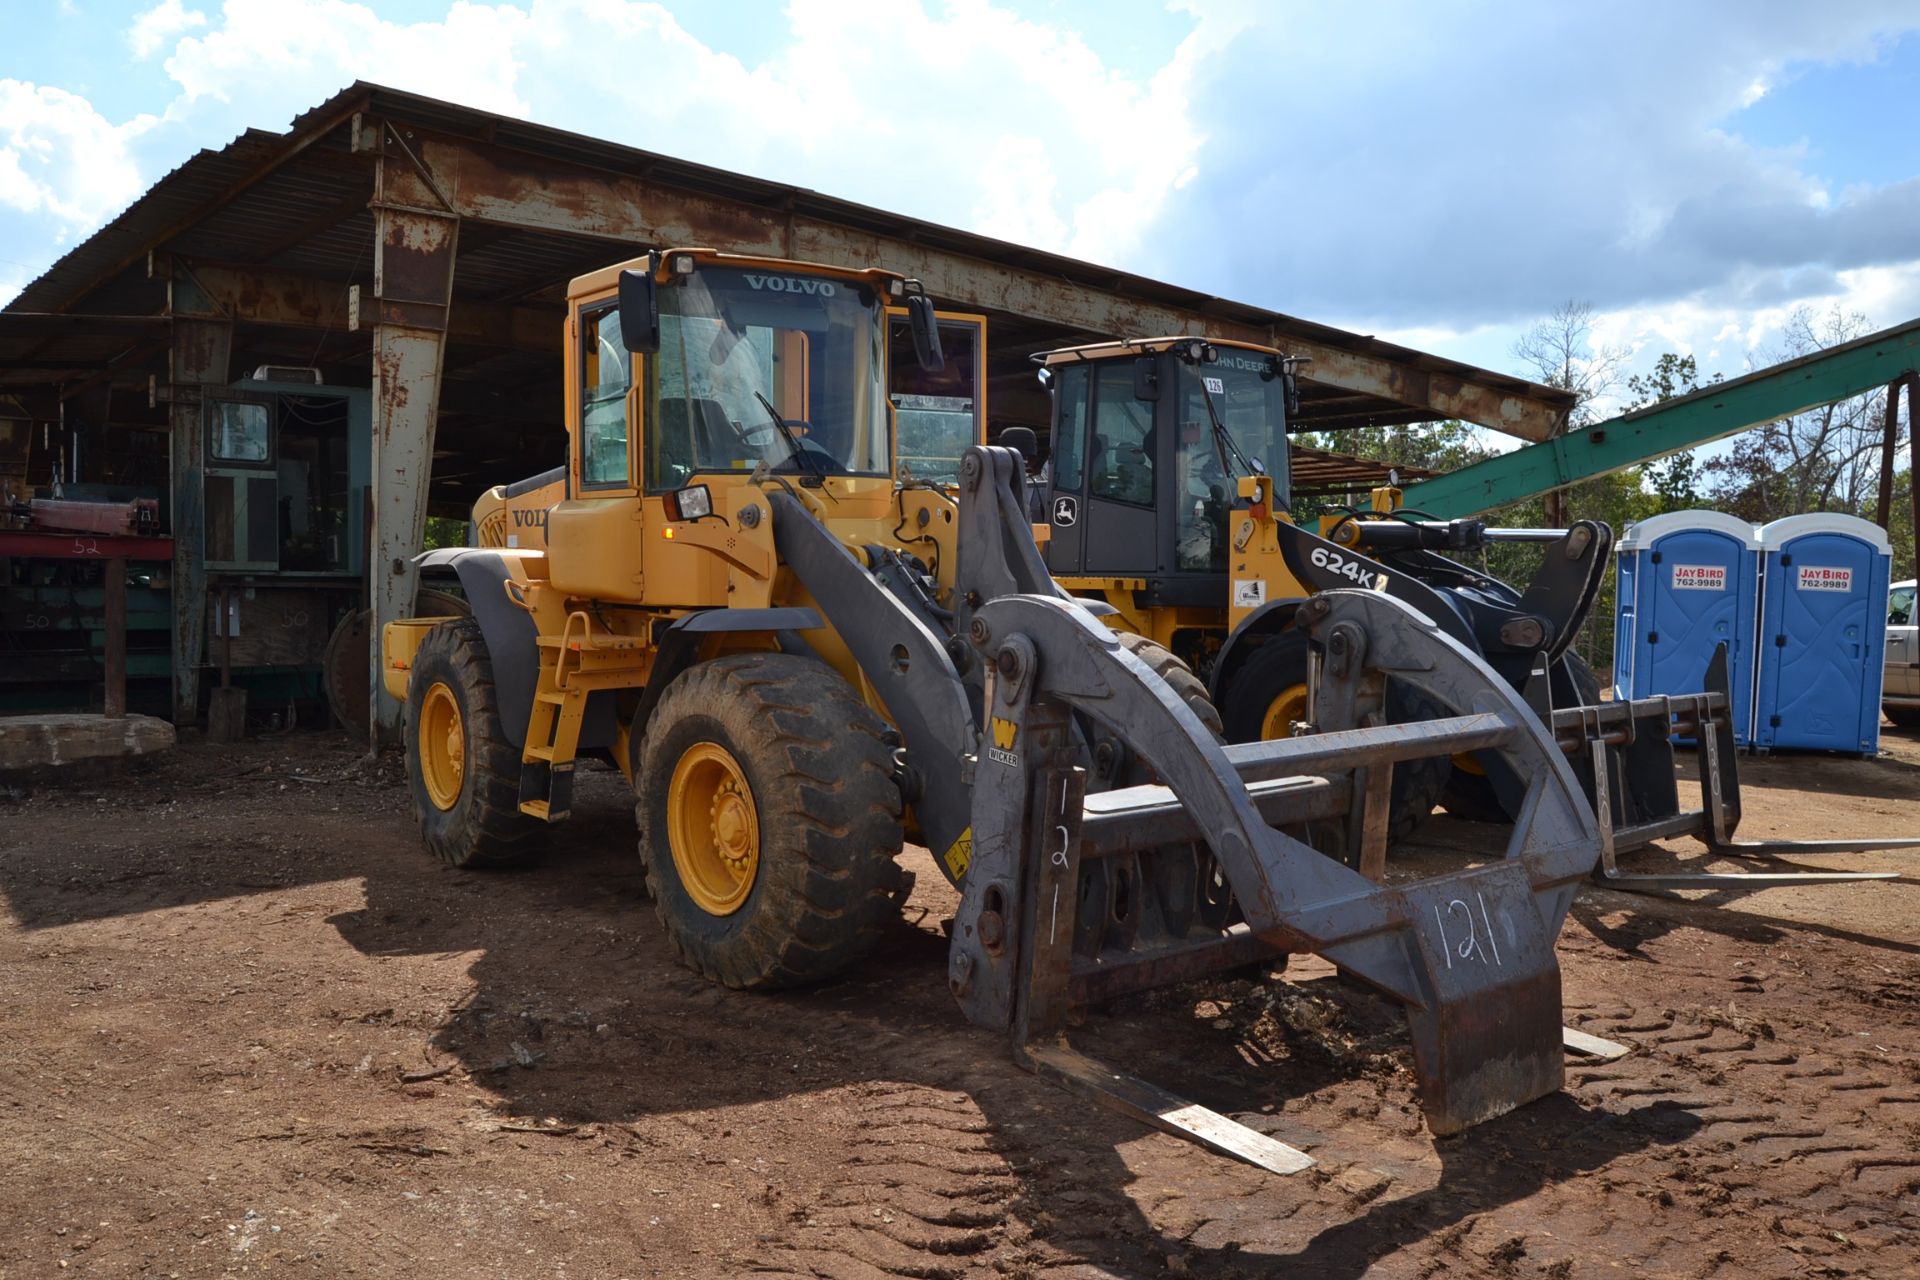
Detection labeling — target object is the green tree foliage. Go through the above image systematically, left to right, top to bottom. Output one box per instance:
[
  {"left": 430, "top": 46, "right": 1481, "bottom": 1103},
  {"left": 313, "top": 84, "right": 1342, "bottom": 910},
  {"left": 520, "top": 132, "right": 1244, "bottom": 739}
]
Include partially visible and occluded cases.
[{"left": 1310, "top": 305, "right": 1915, "bottom": 678}]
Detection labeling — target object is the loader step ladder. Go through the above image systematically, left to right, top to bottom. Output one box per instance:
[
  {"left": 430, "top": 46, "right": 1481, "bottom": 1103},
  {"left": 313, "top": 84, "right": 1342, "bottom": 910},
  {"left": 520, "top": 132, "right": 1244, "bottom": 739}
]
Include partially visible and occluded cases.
[
  {"left": 949, "top": 588, "right": 1615, "bottom": 1169},
  {"left": 518, "top": 610, "right": 614, "bottom": 821},
  {"left": 1526, "top": 648, "right": 1920, "bottom": 893}
]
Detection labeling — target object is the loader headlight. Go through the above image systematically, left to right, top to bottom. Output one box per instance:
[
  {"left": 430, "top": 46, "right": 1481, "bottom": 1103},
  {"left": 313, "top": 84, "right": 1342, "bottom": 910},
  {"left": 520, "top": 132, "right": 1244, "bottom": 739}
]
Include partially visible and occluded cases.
[{"left": 665, "top": 483, "right": 713, "bottom": 522}]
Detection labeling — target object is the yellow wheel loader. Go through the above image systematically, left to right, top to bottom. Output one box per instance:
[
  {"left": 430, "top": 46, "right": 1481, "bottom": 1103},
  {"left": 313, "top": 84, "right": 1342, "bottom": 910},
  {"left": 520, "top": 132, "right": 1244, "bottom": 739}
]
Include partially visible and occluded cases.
[
  {"left": 380, "top": 249, "right": 1666, "bottom": 1166},
  {"left": 1029, "top": 336, "right": 1920, "bottom": 890}
]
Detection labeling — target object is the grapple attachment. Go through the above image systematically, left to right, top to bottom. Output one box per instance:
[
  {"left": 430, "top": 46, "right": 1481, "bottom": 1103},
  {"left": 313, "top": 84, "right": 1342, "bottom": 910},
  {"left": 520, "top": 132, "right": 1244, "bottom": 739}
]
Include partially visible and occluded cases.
[{"left": 946, "top": 586, "right": 1606, "bottom": 1166}]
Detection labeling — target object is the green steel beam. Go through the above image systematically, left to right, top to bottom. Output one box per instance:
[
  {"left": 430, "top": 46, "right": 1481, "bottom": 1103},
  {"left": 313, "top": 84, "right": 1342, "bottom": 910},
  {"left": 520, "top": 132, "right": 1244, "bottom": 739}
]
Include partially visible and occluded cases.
[{"left": 1403, "top": 316, "right": 1920, "bottom": 517}]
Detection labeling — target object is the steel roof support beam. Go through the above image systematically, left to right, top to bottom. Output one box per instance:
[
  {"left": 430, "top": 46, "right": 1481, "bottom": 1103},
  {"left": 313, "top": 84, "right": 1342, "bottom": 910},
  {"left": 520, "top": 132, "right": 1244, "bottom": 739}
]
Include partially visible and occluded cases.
[
  {"left": 347, "top": 116, "right": 1565, "bottom": 441},
  {"left": 357, "top": 120, "right": 462, "bottom": 745},
  {"left": 152, "top": 253, "right": 556, "bottom": 352},
  {"left": 1404, "top": 317, "right": 1920, "bottom": 517}
]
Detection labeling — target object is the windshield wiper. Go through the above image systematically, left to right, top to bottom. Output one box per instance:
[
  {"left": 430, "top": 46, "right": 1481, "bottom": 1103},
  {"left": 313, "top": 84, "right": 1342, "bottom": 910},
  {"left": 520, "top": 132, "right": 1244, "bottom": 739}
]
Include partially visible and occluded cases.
[
  {"left": 1196, "top": 378, "right": 1262, "bottom": 479},
  {"left": 753, "top": 391, "right": 834, "bottom": 494}
]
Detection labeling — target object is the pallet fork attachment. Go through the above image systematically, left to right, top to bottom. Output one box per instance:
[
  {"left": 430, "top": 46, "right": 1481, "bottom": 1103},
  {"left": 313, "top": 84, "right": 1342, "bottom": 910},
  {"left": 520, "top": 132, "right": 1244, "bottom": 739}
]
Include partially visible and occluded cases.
[
  {"left": 946, "top": 583, "right": 1607, "bottom": 1162},
  {"left": 1524, "top": 648, "right": 1920, "bottom": 893}
]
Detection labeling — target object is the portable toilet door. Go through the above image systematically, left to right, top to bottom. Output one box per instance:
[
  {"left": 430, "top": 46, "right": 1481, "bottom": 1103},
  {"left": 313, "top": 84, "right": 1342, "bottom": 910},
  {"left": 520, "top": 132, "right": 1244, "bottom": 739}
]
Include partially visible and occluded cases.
[
  {"left": 1614, "top": 510, "right": 1762, "bottom": 744},
  {"left": 1755, "top": 513, "right": 1892, "bottom": 754}
]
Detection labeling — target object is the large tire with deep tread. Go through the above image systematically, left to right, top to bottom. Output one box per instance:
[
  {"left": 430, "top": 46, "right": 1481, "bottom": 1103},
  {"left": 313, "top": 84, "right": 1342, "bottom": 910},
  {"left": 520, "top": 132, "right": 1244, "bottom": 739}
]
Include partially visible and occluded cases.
[
  {"left": 404, "top": 617, "right": 546, "bottom": 869},
  {"left": 1220, "top": 629, "right": 1449, "bottom": 844},
  {"left": 1114, "top": 630, "right": 1225, "bottom": 740},
  {"left": 1441, "top": 650, "right": 1603, "bottom": 823},
  {"left": 637, "top": 653, "right": 906, "bottom": 991}
]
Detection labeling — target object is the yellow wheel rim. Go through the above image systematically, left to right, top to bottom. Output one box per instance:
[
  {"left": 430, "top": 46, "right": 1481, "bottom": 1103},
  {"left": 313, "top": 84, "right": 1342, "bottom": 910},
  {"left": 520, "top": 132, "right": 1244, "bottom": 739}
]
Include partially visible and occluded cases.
[
  {"left": 419, "top": 681, "right": 466, "bottom": 811},
  {"left": 1259, "top": 683, "right": 1311, "bottom": 740},
  {"left": 667, "top": 742, "right": 760, "bottom": 917},
  {"left": 1452, "top": 751, "right": 1488, "bottom": 776}
]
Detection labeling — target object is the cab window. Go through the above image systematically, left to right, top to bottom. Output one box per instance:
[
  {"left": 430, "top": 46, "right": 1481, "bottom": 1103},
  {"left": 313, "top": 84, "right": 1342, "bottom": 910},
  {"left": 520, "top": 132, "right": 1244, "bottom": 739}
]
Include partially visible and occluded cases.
[
  {"left": 581, "top": 305, "right": 632, "bottom": 488},
  {"left": 1088, "top": 363, "right": 1153, "bottom": 505},
  {"left": 1050, "top": 364, "right": 1088, "bottom": 492},
  {"left": 1892, "top": 585, "right": 1915, "bottom": 626}
]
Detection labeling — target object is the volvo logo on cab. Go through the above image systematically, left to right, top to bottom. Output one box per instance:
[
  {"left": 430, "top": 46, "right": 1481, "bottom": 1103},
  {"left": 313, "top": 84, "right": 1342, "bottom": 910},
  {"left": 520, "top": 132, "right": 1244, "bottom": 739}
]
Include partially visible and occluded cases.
[{"left": 743, "top": 275, "right": 837, "bottom": 296}]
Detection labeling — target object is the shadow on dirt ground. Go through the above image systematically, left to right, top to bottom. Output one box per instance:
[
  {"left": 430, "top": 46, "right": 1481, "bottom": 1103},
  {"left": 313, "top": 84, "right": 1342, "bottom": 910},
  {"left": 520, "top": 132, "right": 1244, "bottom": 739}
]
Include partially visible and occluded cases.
[
  {"left": 6, "top": 730, "right": 1905, "bottom": 1276},
  {"left": 314, "top": 760, "right": 1703, "bottom": 1276}
]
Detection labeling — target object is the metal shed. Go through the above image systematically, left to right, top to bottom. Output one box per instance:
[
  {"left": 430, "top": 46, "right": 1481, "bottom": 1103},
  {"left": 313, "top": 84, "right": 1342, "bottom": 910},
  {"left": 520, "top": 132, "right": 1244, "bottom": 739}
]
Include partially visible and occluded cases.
[{"left": 0, "top": 82, "right": 1574, "bottom": 740}]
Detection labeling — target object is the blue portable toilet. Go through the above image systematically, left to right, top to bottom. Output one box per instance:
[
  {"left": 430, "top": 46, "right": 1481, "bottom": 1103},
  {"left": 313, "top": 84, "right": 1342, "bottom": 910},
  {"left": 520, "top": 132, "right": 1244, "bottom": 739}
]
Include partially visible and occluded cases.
[
  {"left": 1614, "top": 510, "right": 1763, "bottom": 744},
  {"left": 1755, "top": 513, "right": 1891, "bottom": 754}
]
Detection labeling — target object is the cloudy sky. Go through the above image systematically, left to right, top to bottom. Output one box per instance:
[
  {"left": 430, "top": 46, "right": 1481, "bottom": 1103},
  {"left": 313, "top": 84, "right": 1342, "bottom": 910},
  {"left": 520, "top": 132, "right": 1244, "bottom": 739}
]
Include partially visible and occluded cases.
[{"left": 3, "top": 0, "right": 1918, "bottom": 403}]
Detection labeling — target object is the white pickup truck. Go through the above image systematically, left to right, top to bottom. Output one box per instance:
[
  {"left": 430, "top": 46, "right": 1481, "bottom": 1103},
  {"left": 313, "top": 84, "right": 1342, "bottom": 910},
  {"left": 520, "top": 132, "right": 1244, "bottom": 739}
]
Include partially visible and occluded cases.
[{"left": 1888, "top": 579, "right": 1918, "bottom": 729}]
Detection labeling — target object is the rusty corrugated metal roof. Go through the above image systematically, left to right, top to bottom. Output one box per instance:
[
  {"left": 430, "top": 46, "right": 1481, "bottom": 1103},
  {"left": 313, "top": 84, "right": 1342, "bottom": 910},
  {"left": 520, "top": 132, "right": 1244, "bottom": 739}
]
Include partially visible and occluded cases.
[{"left": 7, "top": 81, "right": 1573, "bottom": 436}]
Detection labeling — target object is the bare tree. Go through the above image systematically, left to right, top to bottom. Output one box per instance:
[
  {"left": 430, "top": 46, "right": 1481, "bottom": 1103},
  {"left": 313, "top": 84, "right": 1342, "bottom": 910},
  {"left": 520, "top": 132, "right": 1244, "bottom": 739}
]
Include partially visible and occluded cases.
[
  {"left": 1511, "top": 301, "right": 1630, "bottom": 427},
  {"left": 1512, "top": 301, "right": 1631, "bottom": 522},
  {"left": 1702, "top": 305, "right": 1888, "bottom": 520}
]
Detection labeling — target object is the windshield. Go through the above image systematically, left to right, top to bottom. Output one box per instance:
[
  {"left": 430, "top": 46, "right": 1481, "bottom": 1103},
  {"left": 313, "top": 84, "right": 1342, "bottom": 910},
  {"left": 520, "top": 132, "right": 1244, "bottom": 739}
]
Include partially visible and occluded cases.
[
  {"left": 648, "top": 265, "right": 889, "bottom": 489},
  {"left": 1173, "top": 350, "right": 1290, "bottom": 493}
]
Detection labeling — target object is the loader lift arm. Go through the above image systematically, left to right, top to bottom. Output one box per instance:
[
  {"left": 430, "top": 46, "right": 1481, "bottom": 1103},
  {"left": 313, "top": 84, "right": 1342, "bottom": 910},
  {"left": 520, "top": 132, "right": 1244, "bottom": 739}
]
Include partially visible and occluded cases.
[{"left": 942, "top": 446, "right": 1613, "bottom": 1162}]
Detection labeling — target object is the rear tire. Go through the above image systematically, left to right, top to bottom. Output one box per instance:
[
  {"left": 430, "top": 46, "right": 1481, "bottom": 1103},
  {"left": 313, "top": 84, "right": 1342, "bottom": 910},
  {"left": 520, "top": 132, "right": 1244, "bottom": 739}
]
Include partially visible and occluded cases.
[
  {"left": 327, "top": 587, "right": 469, "bottom": 740},
  {"left": 404, "top": 618, "right": 546, "bottom": 868},
  {"left": 1220, "top": 629, "right": 1449, "bottom": 844},
  {"left": 637, "top": 653, "right": 906, "bottom": 990},
  {"left": 1885, "top": 705, "right": 1920, "bottom": 730}
]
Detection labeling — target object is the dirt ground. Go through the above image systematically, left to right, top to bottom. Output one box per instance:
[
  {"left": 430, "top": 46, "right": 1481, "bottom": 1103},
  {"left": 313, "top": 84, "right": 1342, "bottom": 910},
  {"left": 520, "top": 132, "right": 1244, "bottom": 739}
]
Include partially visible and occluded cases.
[{"left": 2, "top": 723, "right": 1917, "bottom": 1279}]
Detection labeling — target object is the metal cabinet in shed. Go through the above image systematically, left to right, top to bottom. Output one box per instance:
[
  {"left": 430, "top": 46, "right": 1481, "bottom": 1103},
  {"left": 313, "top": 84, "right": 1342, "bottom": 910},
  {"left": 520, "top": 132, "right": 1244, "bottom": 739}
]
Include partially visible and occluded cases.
[
  {"left": 1614, "top": 509, "right": 1762, "bottom": 744},
  {"left": 1754, "top": 513, "right": 1891, "bottom": 754}
]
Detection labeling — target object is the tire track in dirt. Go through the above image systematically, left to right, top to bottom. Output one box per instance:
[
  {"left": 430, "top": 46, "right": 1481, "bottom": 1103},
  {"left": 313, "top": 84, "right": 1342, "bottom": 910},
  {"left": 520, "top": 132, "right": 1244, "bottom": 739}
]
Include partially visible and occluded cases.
[
  {"left": 1561, "top": 1002, "right": 1920, "bottom": 1275},
  {"left": 746, "top": 1082, "right": 1025, "bottom": 1279}
]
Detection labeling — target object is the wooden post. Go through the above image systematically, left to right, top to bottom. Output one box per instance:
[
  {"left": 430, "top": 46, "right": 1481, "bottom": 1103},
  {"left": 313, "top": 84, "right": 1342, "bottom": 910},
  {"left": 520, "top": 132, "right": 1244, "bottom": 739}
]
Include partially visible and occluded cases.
[
  {"left": 1909, "top": 375, "right": 1919, "bottom": 581},
  {"left": 1874, "top": 376, "right": 1901, "bottom": 530},
  {"left": 103, "top": 555, "right": 127, "bottom": 718}
]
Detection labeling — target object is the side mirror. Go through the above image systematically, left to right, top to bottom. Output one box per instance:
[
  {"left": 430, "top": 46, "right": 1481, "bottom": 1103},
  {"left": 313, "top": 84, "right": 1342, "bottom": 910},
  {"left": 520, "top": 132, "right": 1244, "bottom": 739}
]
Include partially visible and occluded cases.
[
  {"left": 618, "top": 268, "right": 660, "bottom": 354},
  {"left": 905, "top": 292, "right": 944, "bottom": 372},
  {"left": 1132, "top": 356, "right": 1159, "bottom": 401},
  {"left": 1281, "top": 370, "right": 1300, "bottom": 418},
  {"left": 998, "top": 426, "right": 1037, "bottom": 462}
]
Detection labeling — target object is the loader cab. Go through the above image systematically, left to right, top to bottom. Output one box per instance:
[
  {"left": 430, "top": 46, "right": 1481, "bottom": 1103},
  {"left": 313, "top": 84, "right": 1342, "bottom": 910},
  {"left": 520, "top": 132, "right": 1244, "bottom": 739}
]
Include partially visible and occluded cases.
[
  {"left": 545, "top": 249, "right": 921, "bottom": 602},
  {"left": 1039, "top": 339, "right": 1294, "bottom": 605}
]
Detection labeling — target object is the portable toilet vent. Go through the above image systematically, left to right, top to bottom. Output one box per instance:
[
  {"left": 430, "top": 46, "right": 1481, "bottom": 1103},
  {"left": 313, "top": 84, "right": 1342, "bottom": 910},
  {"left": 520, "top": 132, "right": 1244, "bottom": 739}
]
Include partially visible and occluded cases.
[
  {"left": 1614, "top": 510, "right": 1763, "bottom": 744},
  {"left": 1755, "top": 513, "right": 1891, "bottom": 755}
]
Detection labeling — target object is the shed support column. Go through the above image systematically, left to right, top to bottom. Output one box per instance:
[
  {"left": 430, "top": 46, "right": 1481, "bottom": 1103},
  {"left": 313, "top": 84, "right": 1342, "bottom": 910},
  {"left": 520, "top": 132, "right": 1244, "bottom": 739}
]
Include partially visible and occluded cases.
[
  {"left": 361, "top": 172, "right": 460, "bottom": 746},
  {"left": 166, "top": 318, "right": 231, "bottom": 726}
]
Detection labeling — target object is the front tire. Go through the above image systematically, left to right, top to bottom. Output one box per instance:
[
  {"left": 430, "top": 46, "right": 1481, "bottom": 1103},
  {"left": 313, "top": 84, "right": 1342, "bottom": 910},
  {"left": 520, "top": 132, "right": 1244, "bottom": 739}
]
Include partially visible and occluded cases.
[
  {"left": 404, "top": 618, "right": 546, "bottom": 868},
  {"left": 1220, "top": 628, "right": 1449, "bottom": 844},
  {"left": 638, "top": 653, "right": 906, "bottom": 990}
]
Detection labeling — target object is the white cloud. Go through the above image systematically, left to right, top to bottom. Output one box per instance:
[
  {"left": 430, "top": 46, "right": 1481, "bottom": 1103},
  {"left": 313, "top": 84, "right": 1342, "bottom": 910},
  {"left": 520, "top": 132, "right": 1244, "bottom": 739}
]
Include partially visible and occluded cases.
[
  {"left": 8, "top": 0, "right": 1920, "bottom": 412},
  {"left": 119, "top": 0, "right": 1214, "bottom": 268},
  {"left": 129, "top": 0, "right": 207, "bottom": 59},
  {"left": 159, "top": 0, "right": 532, "bottom": 115},
  {"left": 0, "top": 81, "right": 151, "bottom": 232}
]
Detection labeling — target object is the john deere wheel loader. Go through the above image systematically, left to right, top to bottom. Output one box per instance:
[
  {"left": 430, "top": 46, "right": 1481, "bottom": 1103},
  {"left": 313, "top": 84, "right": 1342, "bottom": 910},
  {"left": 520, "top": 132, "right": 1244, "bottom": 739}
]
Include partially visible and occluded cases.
[
  {"left": 381, "top": 248, "right": 1663, "bottom": 1168},
  {"left": 1029, "top": 336, "right": 1920, "bottom": 890}
]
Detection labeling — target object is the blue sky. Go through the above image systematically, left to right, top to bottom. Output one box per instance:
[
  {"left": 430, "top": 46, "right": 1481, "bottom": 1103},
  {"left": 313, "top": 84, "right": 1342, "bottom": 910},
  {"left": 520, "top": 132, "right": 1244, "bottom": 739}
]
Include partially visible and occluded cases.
[{"left": 3, "top": 0, "right": 1918, "bottom": 414}]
